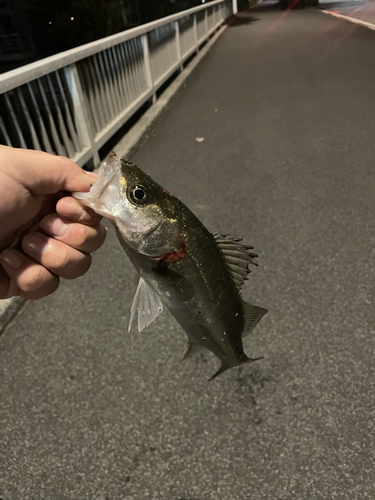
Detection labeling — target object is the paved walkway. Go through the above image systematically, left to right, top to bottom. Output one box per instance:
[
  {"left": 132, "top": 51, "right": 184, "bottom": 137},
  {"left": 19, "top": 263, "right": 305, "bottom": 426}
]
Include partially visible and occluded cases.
[
  {"left": 322, "top": 0, "right": 375, "bottom": 27},
  {"left": 2, "top": 7, "right": 375, "bottom": 499}
]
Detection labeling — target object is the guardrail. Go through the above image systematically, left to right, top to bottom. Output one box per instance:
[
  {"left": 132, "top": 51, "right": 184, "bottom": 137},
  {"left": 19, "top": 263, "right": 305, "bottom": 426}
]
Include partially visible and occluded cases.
[{"left": 0, "top": 0, "right": 232, "bottom": 168}]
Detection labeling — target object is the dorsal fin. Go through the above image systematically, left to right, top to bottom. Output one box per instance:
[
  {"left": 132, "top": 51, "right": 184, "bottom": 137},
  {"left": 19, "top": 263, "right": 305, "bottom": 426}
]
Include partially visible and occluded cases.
[
  {"left": 213, "top": 233, "right": 258, "bottom": 292},
  {"left": 242, "top": 302, "right": 268, "bottom": 337}
]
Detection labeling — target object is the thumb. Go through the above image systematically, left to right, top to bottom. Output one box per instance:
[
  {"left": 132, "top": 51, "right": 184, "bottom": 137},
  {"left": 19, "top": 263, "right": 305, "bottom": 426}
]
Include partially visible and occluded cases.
[{"left": 1, "top": 147, "right": 91, "bottom": 194}]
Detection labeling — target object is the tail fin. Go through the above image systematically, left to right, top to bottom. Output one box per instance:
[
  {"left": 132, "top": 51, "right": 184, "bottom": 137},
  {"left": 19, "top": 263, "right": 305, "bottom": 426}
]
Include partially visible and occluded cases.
[
  {"left": 208, "top": 355, "right": 263, "bottom": 382},
  {"left": 208, "top": 364, "right": 230, "bottom": 381}
]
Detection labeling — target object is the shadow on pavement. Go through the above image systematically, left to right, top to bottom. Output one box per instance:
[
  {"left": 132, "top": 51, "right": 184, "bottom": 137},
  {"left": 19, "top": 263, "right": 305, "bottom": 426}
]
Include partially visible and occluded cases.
[{"left": 226, "top": 13, "right": 261, "bottom": 27}]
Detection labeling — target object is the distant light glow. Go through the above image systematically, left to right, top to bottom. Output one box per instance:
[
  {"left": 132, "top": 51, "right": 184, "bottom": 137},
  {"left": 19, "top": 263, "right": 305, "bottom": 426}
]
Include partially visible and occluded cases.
[
  {"left": 71, "top": 16, "right": 74, "bottom": 20},
  {"left": 49, "top": 21, "right": 52, "bottom": 24}
]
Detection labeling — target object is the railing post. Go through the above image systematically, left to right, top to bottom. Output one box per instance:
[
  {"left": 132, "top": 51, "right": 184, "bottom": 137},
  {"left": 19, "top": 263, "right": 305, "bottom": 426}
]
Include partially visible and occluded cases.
[
  {"left": 232, "top": 0, "right": 238, "bottom": 14},
  {"left": 0, "top": 1, "right": 231, "bottom": 165},
  {"left": 193, "top": 13, "right": 199, "bottom": 53},
  {"left": 175, "top": 21, "right": 183, "bottom": 72},
  {"left": 141, "top": 34, "right": 156, "bottom": 104},
  {"left": 64, "top": 63, "right": 100, "bottom": 167},
  {"left": 3, "top": 93, "right": 27, "bottom": 149},
  {"left": 0, "top": 116, "right": 12, "bottom": 147}
]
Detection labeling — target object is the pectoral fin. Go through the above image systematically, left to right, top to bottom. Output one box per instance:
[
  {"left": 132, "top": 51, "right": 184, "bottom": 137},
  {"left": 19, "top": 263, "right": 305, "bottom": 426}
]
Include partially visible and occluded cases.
[
  {"left": 152, "top": 266, "right": 195, "bottom": 303},
  {"left": 128, "top": 277, "right": 163, "bottom": 332}
]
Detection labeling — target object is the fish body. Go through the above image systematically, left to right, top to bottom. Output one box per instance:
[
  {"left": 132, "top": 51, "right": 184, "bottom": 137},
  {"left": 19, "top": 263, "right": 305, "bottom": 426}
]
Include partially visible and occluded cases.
[{"left": 75, "top": 153, "right": 267, "bottom": 380}]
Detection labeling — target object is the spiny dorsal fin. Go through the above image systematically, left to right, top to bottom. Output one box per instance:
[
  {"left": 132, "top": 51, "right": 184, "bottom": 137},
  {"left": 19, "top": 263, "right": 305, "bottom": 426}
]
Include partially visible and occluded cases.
[
  {"left": 213, "top": 233, "right": 258, "bottom": 293},
  {"left": 242, "top": 302, "right": 268, "bottom": 337}
]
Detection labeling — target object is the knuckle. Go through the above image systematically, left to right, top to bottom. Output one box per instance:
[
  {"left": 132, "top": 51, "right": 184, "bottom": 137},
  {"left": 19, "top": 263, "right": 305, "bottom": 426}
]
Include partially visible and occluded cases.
[
  {"left": 56, "top": 155, "right": 75, "bottom": 168},
  {"left": 83, "top": 207, "right": 103, "bottom": 224},
  {"left": 59, "top": 223, "right": 87, "bottom": 249},
  {"left": 67, "top": 223, "right": 106, "bottom": 252},
  {"left": 90, "top": 223, "right": 107, "bottom": 251},
  {"left": 98, "top": 223, "right": 107, "bottom": 242},
  {"left": 74, "top": 224, "right": 90, "bottom": 247},
  {"left": 56, "top": 247, "right": 71, "bottom": 271},
  {"left": 65, "top": 253, "right": 91, "bottom": 279},
  {"left": 20, "top": 265, "right": 52, "bottom": 293},
  {"left": 0, "top": 267, "right": 17, "bottom": 299},
  {"left": 25, "top": 278, "right": 59, "bottom": 300}
]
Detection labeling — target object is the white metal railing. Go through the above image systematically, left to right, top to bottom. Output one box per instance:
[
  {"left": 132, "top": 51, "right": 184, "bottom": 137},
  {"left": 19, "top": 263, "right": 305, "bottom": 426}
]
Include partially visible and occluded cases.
[{"left": 0, "top": 0, "right": 232, "bottom": 168}]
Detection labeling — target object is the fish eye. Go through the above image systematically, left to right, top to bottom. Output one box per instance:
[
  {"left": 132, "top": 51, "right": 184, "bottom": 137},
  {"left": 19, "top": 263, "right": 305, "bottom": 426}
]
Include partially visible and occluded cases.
[{"left": 128, "top": 185, "right": 147, "bottom": 205}]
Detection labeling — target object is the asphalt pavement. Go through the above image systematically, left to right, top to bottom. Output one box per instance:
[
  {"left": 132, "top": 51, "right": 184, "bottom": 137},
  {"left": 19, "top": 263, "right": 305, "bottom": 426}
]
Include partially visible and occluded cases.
[
  {"left": 320, "top": 0, "right": 375, "bottom": 27},
  {"left": 2, "top": 7, "right": 375, "bottom": 500}
]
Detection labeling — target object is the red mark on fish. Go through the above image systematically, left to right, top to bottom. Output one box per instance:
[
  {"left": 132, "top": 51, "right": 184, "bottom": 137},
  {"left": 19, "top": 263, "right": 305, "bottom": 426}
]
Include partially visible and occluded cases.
[{"left": 158, "top": 242, "right": 187, "bottom": 263}]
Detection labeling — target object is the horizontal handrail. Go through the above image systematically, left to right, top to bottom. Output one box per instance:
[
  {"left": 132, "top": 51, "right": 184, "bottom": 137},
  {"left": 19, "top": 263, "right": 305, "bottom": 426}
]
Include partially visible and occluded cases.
[
  {"left": 0, "top": 0, "right": 225, "bottom": 94},
  {"left": 0, "top": 0, "right": 231, "bottom": 168}
]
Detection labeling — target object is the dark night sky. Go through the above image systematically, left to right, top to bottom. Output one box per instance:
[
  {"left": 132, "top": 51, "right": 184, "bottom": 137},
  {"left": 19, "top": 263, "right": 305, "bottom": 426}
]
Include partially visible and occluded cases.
[{"left": 1, "top": 0, "right": 227, "bottom": 72}]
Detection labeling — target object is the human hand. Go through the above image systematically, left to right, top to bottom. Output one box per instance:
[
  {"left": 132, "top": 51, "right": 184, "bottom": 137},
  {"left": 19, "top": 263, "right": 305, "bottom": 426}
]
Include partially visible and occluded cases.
[{"left": 0, "top": 146, "right": 106, "bottom": 300}]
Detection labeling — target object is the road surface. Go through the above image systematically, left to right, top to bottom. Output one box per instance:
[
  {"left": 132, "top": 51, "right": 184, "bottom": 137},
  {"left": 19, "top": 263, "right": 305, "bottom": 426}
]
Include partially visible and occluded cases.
[{"left": 2, "top": 6, "right": 375, "bottom": 499}]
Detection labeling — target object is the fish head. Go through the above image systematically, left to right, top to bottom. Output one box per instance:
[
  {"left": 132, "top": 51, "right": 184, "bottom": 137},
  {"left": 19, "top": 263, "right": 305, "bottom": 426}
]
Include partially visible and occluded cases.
[{"left": 74, "top": 153, "right": 183, "bottom": 257}]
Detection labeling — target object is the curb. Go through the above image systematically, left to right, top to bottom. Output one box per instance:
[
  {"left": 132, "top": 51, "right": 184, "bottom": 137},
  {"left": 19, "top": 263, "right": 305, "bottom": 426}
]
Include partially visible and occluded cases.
[{"left": 0, "top": 297, "right": 25, "bottom": 336}]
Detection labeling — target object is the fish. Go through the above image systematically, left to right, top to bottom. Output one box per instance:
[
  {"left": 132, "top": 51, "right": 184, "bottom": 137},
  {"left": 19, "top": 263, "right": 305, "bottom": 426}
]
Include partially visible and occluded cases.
[{"left": 74, "top": 152, "right": 267, "bottom": 380}]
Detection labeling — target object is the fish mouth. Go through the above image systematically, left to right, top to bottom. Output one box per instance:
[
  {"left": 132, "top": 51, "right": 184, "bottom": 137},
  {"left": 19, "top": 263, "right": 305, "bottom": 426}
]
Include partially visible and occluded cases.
[
  {"left": 73, "top": 156, "right": 124, "bottom": 219},
  {"left": 90, "top": 160, "right": 123, "bottom": 202},
  {"left": 96, "top": 169, "right": 120, "bottom": 198}
]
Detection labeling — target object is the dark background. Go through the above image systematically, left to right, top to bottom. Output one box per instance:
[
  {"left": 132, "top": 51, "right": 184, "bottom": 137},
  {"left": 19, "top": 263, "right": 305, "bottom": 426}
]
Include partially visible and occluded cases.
[{"left": 0, "top": 0, "right": 248, "bottom": 73}]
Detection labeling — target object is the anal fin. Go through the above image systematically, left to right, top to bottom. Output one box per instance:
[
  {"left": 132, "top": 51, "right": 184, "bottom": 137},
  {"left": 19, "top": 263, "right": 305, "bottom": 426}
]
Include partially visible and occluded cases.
[{"left": 182, "top": 341, "right": 202, "bottom": 361}]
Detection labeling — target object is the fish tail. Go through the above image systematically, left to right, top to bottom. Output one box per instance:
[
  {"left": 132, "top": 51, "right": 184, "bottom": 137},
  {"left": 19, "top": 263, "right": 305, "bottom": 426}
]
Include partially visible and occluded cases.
[
  {"left": 208, "top": 355, "right": 263, "bottom": 382},
  {"left": 245, "top": 355, "right": 264, "bottom": 364},
  {"left": 208, "top": 364, "right": 230, "bottom": 381}
]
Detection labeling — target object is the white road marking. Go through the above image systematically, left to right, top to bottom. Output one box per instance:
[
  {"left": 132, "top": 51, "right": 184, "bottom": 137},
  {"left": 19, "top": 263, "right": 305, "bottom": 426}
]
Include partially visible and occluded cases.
[{"left": 322, "top": 9, "right": 375, "bottom": 30}]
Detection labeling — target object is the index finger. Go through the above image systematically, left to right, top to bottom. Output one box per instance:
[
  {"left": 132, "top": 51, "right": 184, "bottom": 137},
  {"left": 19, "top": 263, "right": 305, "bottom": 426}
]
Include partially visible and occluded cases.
[{"left": 56, "top": 197, "right": 103, "bottom": 225}]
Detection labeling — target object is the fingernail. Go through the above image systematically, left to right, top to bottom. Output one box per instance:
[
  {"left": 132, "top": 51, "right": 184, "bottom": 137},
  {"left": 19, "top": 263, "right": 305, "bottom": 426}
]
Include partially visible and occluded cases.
[
  {"left": 85, "top": 171, "right": 99, "bottom": 184},
  {"left": 79, "top": 172, "right": 92, "bottom": 191},
  {"left": 45, "top": 217, "right": 68, "bottom": 237},
  {"left": 23, "top": 232, "right": 48, "bottom": 255},
  {"left": 0, "top": 249, "right": 22, "bottom": 270}
]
